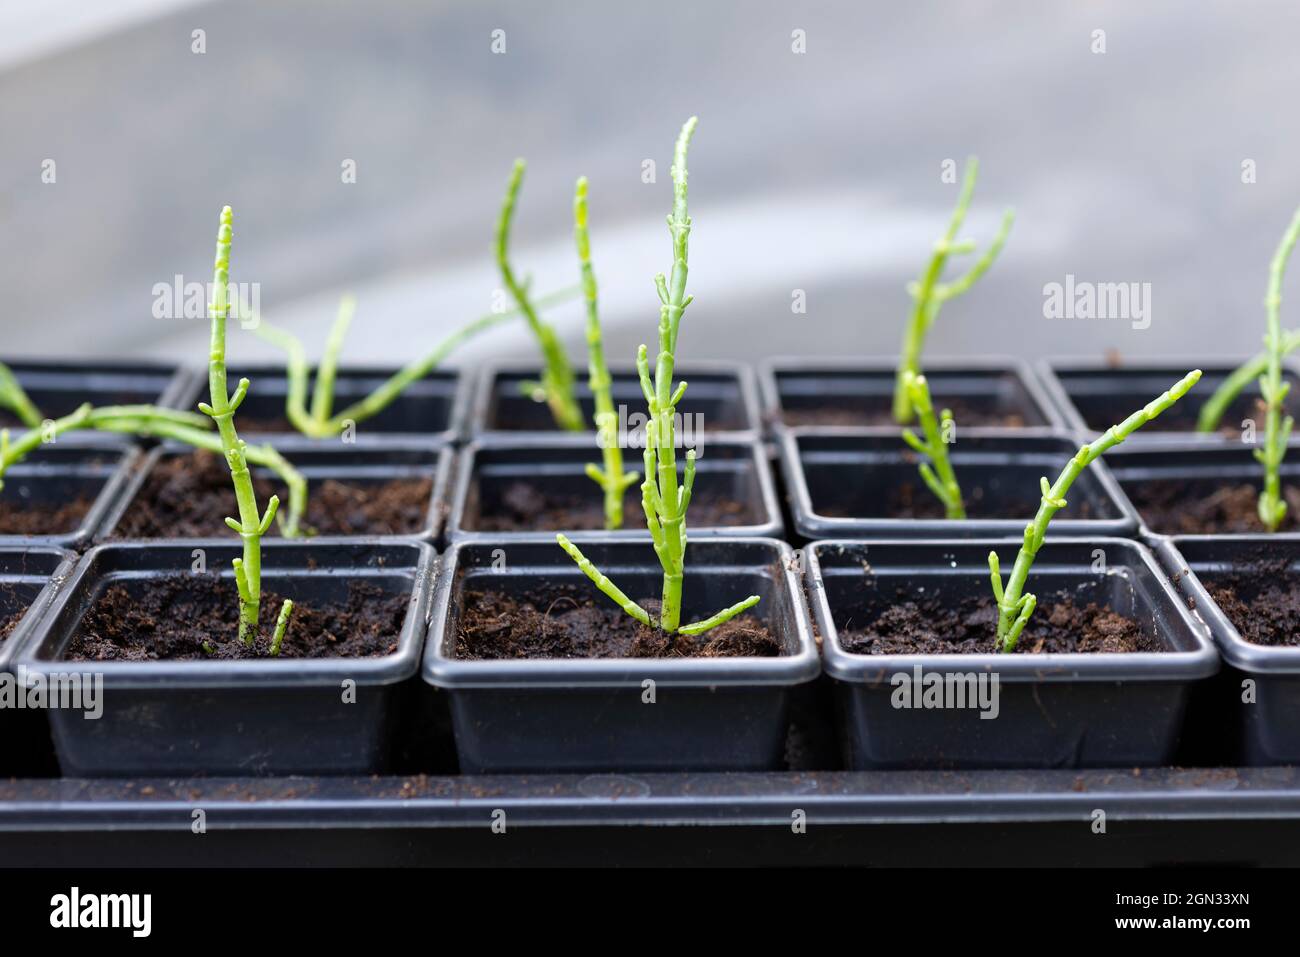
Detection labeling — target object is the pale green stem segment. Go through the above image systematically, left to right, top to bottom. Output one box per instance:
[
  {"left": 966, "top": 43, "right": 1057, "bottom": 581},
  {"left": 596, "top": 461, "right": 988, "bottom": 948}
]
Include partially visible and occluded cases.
[
  {"left": 554, "top": 118, "right": 760, "bottom": 636},
  {"left": 892, "top": 157, "right": 1015, "bottom": 423},
  {"left": 496, "top": 159, "right": 585, "bottom": 432},
  {"left": 575, "top": 176, "right": 638, "bottom": 529},
  {"left": 1256, "top": 204, "right": 1300, "bottom": 531},
  {"left": 198, "top": 207, "right": 292, "bottom": 647},
  {"left": 256, "top": 289, "right": 580, "bottom": 439},
  {"left": 310, "top": 295, "right": 356, "bottom": 423},
  {"left": 1195, "top": 329, "right": 1300, "bottom": 433},
  {"left": 0, "top": 361, "right": 43, "bottom": 429},
  {"left": 989, "top": 369, "right": 1202, "bottom": 652},
  {"left": 899, "top": 371, "right": 965, "bottom": 520},
  {"left": 556, "top": 534, "right": 651, "bottom": 627},
  {"left": 269, "top": 598, "right": 295, "bottom": 656}
]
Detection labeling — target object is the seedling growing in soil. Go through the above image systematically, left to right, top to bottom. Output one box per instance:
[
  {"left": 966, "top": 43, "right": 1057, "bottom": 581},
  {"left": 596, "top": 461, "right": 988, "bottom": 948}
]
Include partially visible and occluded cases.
[
  {"left": 556, "top": 118, "right": 760, "bottom": 635},
  {"left": 892, "top": 158, "right": 1014, "bottom": 424},
  {"left": 497, "top": 159, "right": 585, "bottom": 432},
  {"left": 574, "top": 176, "right": 638, "bottom": 529},
  {"left": 1256, "top": 205, "right": 1300, "bottom": 530},
  {"left": 202, "top": 206, "right": 294, "bottom": 650},
  {"left": 988, "top": 369, "right": 1202, "bottom": 652},
  {"left": 899, "top": 371, "right": 965, "bottom": 519}
]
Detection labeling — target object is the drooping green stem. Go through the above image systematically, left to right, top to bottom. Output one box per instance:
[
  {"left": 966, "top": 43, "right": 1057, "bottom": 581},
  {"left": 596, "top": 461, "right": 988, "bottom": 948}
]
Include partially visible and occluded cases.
[
  {"left": 554, "top": 117, "right": 759, "bottom": 637},
  {"left": 892, "top": 158, "right": 1014, "bottom": 423},
  {"left": 496, "top": 159, "right": 584, "bottom": 432},
  {"left": 575, "top": 176, "right": 637, "bottom": 529},
  {"left": 1256, "top": 204, "right": 1300, "bottom": 531},
  {"left": 198, "top": 207, "right": 290, "bottom": 647},
  {"left": 257, "top": 288, "right": 580, "bottom": 439},
  {"left": 310, "top": 295, "right": 356, "bottom": 424},
  {"left": 1196, "top": 330, "right": 1300, "bottom": 433},
  {"left": 0, "top": 361, "right": 43, "bottom": 429},
  {"left": 990, "top": 369, "right": 1202, "bottom": 652},
  {"left": 899, "top": 371, "right": 965, "bottom": 520}
]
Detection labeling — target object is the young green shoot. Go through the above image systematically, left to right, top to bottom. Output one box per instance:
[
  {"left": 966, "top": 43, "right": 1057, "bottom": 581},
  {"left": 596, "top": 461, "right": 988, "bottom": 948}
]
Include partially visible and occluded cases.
[
  {"left": 556, "top": 117, "right": 760, "bottom": 636},
  {"left": 892, "top": 157, "right": 1015, "bottom": 424},
  {"left": 497, "top": 159, "right": 585, "bottom": 432},
  {"left": 574, "top": 175, "right": 637, "bottom": 529},
  {"left": 1256, "top": 204, "right": 1300, "bottom": 531},
  {"left": 200, "top": 206, "right": 294, "bottom": 647},
  {"left": 0, "top": 361, "right": 43, "bottom": 429},
  {"left": 988, "top": 369, "right": 1202, "bottom": 652},
  {"left": 900, "top": 371, "right": 965, "bottom": 519}
]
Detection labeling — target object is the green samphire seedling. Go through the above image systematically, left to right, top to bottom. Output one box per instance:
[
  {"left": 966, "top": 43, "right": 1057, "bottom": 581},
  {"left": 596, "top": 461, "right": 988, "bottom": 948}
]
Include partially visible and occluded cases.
[
  {"left": 555, "top": 117, "right": 759, "bottom": 636},
  {"left": 892, "top": 157, "right": 1014, "bottom": 424},
  {"left": 201, "top": 206, "right": 294, "bottom": 652},
  {"left": 988, "top": 369, "right": 1201, "bottom": 652},
  {"left": 899, "top": 370, "right": 965, "bottom": 519}
]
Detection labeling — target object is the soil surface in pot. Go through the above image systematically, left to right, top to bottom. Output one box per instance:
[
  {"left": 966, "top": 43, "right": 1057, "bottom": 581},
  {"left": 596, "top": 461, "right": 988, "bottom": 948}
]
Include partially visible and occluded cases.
[
  {"left": 781, "top": 396, "right": 1029, "bottom": 429},
  {"left": 113, "top": 450, "right": 433, "bottom": 537},
  {"left": 820, "top": 479, "right": 1100, "bottom": 521},
  {"left": 1124, "top": 479, "right": 1300, "bottom": 535},
  {"left": 470, "top": 480, "right": 756, "bottom": 531},
  {"left": 0, "top": 497, "right": 94, "bottom": 535},
  {"left": 1199, "top": 559, "right": 1300, "bottom": 648},
  {"left": 63, "top": 574, "right": 410, "bottom": 661},
  {"left": 454, "top": 585, "right": 780, "bottom": 659},
  {"left": 0, "top": 588, "right": 32, "bottom": 646},
  {"left": 838, "top": 589, "right": 1158, "bottom": 654}
]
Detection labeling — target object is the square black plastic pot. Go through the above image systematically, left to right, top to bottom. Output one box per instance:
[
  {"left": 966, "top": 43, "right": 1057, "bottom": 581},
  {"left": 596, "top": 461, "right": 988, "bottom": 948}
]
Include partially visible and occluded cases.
[
  {"left": 758, "top": 355, "right": 1065, "bottom": 435},
  {"left": 1037, "top": 356, "right": 1300, "bottom": 445},
  {"left": 0, "top": 358, "right": 189, "bottom": 433},
  {"left": 469, "top": 360, "right": 761, "bottom": 441},
  {"left": 172, "top": 363, "right": 466, "bottom": 447},
  {"left": 780, "top": 430, "right": 1138, "bottom": 540},
  {"left": 446, "top": 438, "right": 781, "bottom": 542},
  {"left": 96, "top": 443, "right": 453, "bottom": 545},
  {"left": 1104, "top": 443, "right": 1300, "bottom": 542},
  {"left": 0, "top": 444, "right": 137, "bottom": 550},
  {"left": 1155, "top": 536, "right": 1300, "bottom": 765},
  {"left": 423, "top": 538, "right": 819, "bottom": 773},
  {"left": 807, "top": 538, "right": 1217, "bottom": 770},
  {"left": 16, "top": 540, "right": 435, "bottom": 777},
  {"left": 0, "top": 547, "right": 78, "bottom": 777}
]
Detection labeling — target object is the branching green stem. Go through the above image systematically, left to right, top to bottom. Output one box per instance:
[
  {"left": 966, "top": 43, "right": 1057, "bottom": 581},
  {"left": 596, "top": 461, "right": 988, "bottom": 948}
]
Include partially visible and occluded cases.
[
  {"left": 554, "top": 117, "right": 760, "bottom": 636},
  {"left": 892, "top": 157, "right": 1014, "bottom": 423},
  {"left": 497, "top": 159, "right": 584, "bottom": 432},
  {"left": 575, "top": 176, "right": 637, "bottom": 529},
  {"left": 1256, "top": 204, "right": 1300, "bottom": 531},
  {"left": 1195, "top": 330, "right": 1300, "bottom": 433},
  {"left": 0, "top": 361, "right": 43, "bottom": 429},
  {"left": 989, "top": 369, "right": 1202, "bottom": 652},
  {"left": 899, "top": 371, "right": 965, "bottom": 519}
]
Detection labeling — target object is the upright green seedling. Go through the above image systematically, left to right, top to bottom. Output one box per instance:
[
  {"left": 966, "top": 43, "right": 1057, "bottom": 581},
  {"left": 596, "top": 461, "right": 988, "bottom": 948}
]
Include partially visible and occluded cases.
[
  {"left": 556, "top": 117, "right": 759, "bottom": 636},
  {"left": 892, "top": 158, "right": 1014, "bottom": 424},
  {"left": 497, "top": 159, "right": 585, "bottom": 432},
  {"left": 574, "top": 176, "right": 637, "bottom": 529},
  {"left": 1255, "top": 204, "right": 1300, "bottom": 531},
  {"left": 201, "top": 206, "right": 294, "bottom": 650},
  {"left": 989, "top": 369, "right": 1202, "bottom": 652},
  {"left": 900, "top": 371, "right": 965, "bottom": 519}
]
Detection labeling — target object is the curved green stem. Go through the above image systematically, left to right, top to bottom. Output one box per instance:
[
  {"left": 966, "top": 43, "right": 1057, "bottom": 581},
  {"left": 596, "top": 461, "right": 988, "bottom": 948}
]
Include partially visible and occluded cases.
[
  {"left": 1256, "top": 204, "right": 1300, "bottom": 531},
  {"left": 1196, "top": 329, "right": 1300, "bottom": 433},
  {"left": 0, "top": 361, "right": 43, "bottom": 429}
]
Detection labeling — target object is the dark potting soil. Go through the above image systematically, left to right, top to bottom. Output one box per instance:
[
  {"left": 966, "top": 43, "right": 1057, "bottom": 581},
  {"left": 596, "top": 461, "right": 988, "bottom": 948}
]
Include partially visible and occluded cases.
[
  {"left": 781, "top": 396, "right": 1029, "bottom": 429},
  {"left": 112, "top": 450, "right": 432, "bottom": 537},
  {"left": 821, "top": 479, "right": 1099, "bottom": 521},
  {"left": 1124, "top": 479, "right": 1300, "bottom": 535},
  {"left": 471, "top": 480, "right": 756, "bottom": 532},
  {"left": 0, "top": 497, "right": 94, "bottom": 535},
  {"left": 1201, "top": 560, "right": 1300, "bottom": 649},
  {"left": 63, "top": 574, "right": 410, "bottom": 661},
  {"left": 454, "top": 584, "right": 781, "bottom": 660},
  {"left": 838, "top": 590, "right": 1159, "bottom": 654}
]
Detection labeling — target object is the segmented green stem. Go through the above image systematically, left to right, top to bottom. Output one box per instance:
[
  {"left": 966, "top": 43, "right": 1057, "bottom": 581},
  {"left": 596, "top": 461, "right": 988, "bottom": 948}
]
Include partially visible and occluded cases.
[
  {"left": 554, "top": 118, "right": 759, "bottom": 636},
  {"left": 893, "top": 157, "right": 1014, "bottom": 423},
  {"left": 496, "top": 159, "right": 584, "bottom": 432},
  {"left": 575, "top": 176, "right": 637, "bottom": 529},
  {"left": 1256, "top": 205, "right": 1300, "bottom": 531},
  {"left": 198, "top": 207, "right": 287, "bottom": 646},
  {"left": 310, "top": 295, "right": 356, "bottom": 423},
  {"left": 1196, "top": 330, "right": 1300, "bottom": 433},
  {"left": 0, "top": 361, "right": 43, "bottom": 429},
  {"left": 990, "top": 370, "right": 1202, "bottom": 651},
  {"left": 899, "top": 372, "right": 965, "bottom": 519},
  {"left": 556, "top": 534, "right": 651, "bottom": 627},
  {"left": 269, "top": 599, "right": 294, "bottom": 656}
]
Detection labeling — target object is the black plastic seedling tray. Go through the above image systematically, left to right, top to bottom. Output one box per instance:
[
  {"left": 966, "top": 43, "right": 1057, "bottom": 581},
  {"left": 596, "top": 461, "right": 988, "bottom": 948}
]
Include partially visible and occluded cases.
[{"left": 0, "top": 358, "right": 190, "bottom": 433}]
